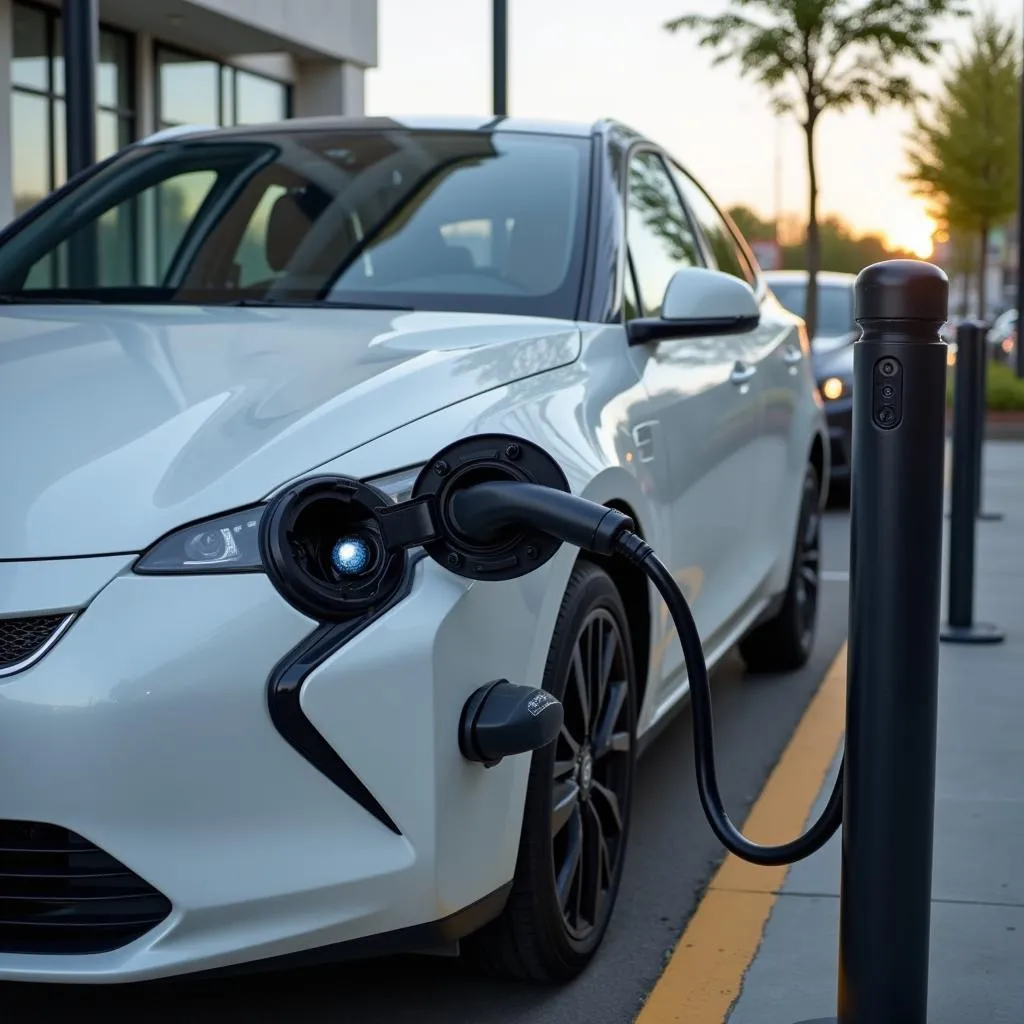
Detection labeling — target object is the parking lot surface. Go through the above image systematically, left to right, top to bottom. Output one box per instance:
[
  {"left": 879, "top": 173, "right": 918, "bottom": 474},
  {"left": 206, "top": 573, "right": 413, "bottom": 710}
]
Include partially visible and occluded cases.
[{"left": 2, "top": 512, "right": 851, "bottom": 1024}]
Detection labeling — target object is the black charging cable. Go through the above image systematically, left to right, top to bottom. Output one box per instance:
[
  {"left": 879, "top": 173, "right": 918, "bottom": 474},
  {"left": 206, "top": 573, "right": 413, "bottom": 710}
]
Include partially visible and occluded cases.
[{"left": 449, "top": 481, "right": 844, "bottom": 866}]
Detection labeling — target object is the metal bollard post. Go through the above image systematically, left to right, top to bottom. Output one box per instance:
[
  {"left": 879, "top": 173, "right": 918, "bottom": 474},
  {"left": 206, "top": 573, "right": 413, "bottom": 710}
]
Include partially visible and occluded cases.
[
  {"left": 814, "top": 261, "right": 949, "bottom": 1024},
  {"left": 941, "top": 321, "right": 1005, "bottom": 645},
  {"left": 973, "top": 329, "right": 1002, "bottom": 521}
]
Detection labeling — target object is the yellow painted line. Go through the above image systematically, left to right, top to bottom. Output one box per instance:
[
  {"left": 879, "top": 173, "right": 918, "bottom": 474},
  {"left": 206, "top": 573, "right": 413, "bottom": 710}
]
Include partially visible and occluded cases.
[{"left": 635, "top": 643, "right": 848, "bottom": 1024}]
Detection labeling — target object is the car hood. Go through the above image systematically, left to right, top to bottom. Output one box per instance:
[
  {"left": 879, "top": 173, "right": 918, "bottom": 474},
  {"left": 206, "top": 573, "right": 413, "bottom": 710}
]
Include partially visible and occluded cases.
[{"left": 0, "top": 306, "right": 580, "bottom": 558}]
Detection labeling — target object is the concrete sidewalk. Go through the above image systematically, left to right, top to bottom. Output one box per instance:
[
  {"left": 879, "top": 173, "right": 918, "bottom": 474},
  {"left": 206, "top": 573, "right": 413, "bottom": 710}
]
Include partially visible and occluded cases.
[{"left": 728, "top": 441, "right": 1024, "bottom": 1024}]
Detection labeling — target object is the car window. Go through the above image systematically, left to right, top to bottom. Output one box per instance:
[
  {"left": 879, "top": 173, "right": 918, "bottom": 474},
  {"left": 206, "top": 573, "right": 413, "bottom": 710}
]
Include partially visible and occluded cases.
[
  {"left": 0, "top": 129, "right": 591, "bottom": 319},
  {"left": 625, "top": 149, "right": 701, "bottom": 318},
  {"left": 669, "top": 164, "right": 756, "bottom": 288},
  {"left": 770, "top": 281, "right": 855, "bottom": 337}
]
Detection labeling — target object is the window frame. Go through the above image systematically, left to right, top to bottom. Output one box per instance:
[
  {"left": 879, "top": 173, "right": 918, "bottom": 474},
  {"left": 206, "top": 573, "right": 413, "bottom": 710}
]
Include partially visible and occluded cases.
[
  {"left": 11, "top": 0, "right": 136, "bottom": 283},
  {"left": 11, "top": 1, "right": 136, "bottom": 187},
  {"left": 153, "top": 42, "right": 293, "bottom": 132},
  {"left": 621, "top": 142, "right": 706, "bottom": 320},
  {"left": 664, "top": 155, "right": 764, "bottom": 297}
]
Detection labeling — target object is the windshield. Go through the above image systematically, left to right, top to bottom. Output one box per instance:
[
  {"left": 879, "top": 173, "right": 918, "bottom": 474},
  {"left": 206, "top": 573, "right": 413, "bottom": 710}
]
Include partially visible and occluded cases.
[
  {"left": 0, "top": 127, "right": 591, "bottom": 318},
  {"left": 770, "top": 281, "right": 855, "bottom": 339}
]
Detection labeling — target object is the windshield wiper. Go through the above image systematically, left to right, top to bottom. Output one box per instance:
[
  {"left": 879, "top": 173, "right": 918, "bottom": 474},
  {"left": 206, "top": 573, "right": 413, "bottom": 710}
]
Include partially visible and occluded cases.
[{"left": 226, "top": 298, "right": 415, "bottom": 311}]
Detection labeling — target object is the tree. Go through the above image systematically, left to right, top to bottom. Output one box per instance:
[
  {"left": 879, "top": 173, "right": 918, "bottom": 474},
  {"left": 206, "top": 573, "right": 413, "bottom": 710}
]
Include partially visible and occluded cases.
[
  {"left": 665, "top": 0, "right": 965, "bottom": 338},
  {"left": 905, "top": 11, "right": 1021, "bottom": 318},
  {"left": 727, "top": 205, "right": 917, "bottom": 273}
]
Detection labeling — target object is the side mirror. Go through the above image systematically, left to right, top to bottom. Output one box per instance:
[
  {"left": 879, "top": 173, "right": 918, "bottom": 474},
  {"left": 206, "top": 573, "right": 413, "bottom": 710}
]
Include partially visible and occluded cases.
[{"left": 627, "top": 266, "right": 760, "bottom": 345}]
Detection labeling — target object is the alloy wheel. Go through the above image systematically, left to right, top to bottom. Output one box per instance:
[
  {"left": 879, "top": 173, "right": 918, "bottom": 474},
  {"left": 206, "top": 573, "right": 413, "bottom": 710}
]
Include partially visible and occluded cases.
[
  {"left": 795, "top": 483, "right": 821, "bottom": 649},
  {"left": 550, "top": 608, "right": 632, "bottom": 942}
]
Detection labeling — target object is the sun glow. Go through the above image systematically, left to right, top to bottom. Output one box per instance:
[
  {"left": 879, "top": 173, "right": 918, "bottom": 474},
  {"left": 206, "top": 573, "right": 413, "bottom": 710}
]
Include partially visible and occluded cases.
[{"left": 881, "top": 203, "right": 938, "bottom": 259}]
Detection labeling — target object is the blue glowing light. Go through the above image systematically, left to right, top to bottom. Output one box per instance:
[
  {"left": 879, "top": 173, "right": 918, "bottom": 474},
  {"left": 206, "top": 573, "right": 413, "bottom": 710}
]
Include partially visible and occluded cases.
[{"left": 332, "top": 535, "right": 372, "bottom": 575}]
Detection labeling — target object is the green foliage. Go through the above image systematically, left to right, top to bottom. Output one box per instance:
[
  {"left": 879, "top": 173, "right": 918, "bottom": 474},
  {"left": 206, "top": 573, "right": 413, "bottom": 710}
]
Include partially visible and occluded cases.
[
  {"left": 665, "top": 0, "right": 965, "bottom": 337},
  {"left": 665, "top": 1, "right": 965, "bottom": 125},
  {"left": 906, "top": 11, "right": 1021, "bottom": 238},
  {"left": 727, "top": 204, "right": 916, "bottom": 273},
  {"left": 946, "top": 358, "right": 1024, "bottom": 411}
]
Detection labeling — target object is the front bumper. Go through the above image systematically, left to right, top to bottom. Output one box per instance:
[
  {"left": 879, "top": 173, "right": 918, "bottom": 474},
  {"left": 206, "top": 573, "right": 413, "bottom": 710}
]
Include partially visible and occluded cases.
[{"left": 0, "top": 551, "right": 566, "bottom": 983}]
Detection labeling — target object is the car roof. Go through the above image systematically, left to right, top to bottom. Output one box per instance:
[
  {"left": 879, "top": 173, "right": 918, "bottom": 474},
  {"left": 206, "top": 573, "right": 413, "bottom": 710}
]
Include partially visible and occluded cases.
[
  {"left": 138, "top": 114, "right": 612, "bottom": 146},
  {"left": 762, "top": 269, "right": 857, "bottom": 287}
]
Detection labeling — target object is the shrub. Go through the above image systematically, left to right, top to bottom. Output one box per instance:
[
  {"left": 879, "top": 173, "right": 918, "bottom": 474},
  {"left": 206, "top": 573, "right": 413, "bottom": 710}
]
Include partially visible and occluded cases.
[{"left": 946, "top": 359, "right": 1024, "bottom": 411}]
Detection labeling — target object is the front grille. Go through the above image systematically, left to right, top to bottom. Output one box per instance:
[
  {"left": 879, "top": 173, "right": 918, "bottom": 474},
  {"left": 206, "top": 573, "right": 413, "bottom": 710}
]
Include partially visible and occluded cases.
[
  {"left": 0, "top": 614, "right": 70, "bottom": 673},
  {"left": 0, "top": 821, "right": 172, "bottom": 954}
]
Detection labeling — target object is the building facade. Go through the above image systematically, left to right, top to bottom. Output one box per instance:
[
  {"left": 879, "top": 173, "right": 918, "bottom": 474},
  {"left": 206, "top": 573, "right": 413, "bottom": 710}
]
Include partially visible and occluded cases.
[{"left": 0, "top": 0, "right": 377, "bottom": 224}]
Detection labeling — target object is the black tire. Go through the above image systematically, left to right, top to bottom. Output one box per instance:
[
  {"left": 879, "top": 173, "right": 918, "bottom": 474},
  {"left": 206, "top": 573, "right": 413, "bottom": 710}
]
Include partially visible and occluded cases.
[
  {"left": 739, "top": 464, "right": 822, "bottom": 674},
  {"left": 826, "top": 476, "right": 850, "bottom": 509},
  {"left": 465, "top": 561, "right": 637, "bottom": 982}
]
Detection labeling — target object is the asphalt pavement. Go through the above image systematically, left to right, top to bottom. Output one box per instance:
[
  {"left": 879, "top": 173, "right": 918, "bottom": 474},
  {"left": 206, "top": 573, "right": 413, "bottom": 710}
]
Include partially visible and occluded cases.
[{"left": 2, "top": 512, "right": 851, "bottom": 1024}]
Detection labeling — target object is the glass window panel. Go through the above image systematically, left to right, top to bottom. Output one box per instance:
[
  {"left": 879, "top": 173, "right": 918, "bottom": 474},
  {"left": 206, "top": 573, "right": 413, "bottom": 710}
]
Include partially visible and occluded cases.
[
  {"left": 12, "top": 3, "right": 49, "bottom": 91},
  {"left": 52, "top": 14, "right": 63, "bottom": 96},
  {"left": 98, "top": 30, "right": 131, "bottom": 110},
  {"left": 158, "top": 50, "right": 218, "bottom": 126},
  {"left": 220, "top": 65, "right": 234, "bottom": 125},
  {"left": 236, "top": 70, "right": 287, "bottom": 124},
  {"left": 11, "top": 91, "right": 51, "bottom": 216},
  {"left": 53, "top": 98, "right": 66, "bottom": 190},
  {"left": 97, "top": 109, "right": 120, "bottom": 162},
  {"left": 626, "top": 150, "right": 701, "bottom": 317},
  {"left": 670, "top": 164, "right": 756, "bottom": 286},
  {"left": 154, "top": 170, "right": 219, "bottom": 279},
  {"left": 234, "top": 183, "right": 288, "bottom": 286}
]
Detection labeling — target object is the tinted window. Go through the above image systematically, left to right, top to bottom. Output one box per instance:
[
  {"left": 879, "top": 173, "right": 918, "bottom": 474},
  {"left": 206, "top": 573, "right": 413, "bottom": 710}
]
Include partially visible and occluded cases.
[
  {"left": 0, "top": 129, "right": 590, "bottom": 319},
  {"left": 626, "top": 150, "right": 701, "bottom": 317},
  {"left": 670, "top": 164, "right": 755, "bottom": 286},
  {"left": 770, "top": 281, "right": 855, "bottom": 338}
]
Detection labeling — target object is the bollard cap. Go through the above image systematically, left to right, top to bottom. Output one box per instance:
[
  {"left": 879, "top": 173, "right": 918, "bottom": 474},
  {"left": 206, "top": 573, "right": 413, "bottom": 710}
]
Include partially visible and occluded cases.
[{"left": 855, "top": 259, "right": 949, "bottom": 324}]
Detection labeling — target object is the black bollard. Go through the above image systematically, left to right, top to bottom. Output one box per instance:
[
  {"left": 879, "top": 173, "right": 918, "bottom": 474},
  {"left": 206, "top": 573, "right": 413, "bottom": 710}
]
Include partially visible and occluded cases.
[
  {"left": 841, "top": 262, "right": 949, "bottom": 1024},
  {"left": 797, "top": 263, "right": 952, "bottom": 1024},
  {"left": 941, "top": 321, "right": 1005, "bottom": 644},
  {"left": 973, "top": 329, "right": 1002, "bottom": 520}
]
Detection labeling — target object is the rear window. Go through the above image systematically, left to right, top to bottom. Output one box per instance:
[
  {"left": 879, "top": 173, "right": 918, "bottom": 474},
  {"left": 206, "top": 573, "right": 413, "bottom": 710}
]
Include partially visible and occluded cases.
[
  {"left": 0, "top": 128, "right": 592, "bottom": 319},
  {"left": 770, "top": 281, "right": 855, "bottom": 338}
]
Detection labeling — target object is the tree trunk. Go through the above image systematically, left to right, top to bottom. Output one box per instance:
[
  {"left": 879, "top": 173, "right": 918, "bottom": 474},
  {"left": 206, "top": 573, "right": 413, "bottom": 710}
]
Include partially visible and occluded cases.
[
  {"left": 803, "top": 116, "right": 820, "bottom": 341},
  {"left": 978, "top": 226, "right": 989, "bottom": 320}
]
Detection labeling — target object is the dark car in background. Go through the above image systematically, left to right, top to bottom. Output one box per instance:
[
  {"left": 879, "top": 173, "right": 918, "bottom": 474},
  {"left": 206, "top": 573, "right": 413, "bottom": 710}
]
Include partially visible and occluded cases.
[{"left": 764, "top": 270, "right": 856, "bottom": 503}]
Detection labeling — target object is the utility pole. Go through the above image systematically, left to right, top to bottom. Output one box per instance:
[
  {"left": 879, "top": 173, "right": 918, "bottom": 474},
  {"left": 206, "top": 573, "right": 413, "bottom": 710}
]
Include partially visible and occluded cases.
[
  {"left": 63, "top": 0, "right": 98, "bottom": 178},
  {"left": 63, "top": 0, "right": 98, "bottom": 289},
  {"left": 493, "top": 0, "right": 508, "bottom": 117}
]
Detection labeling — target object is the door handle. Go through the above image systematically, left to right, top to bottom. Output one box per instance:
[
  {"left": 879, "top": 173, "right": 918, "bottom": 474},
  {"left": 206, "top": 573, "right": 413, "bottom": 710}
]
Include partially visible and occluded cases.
[
  {"left": 782, "top": 345, "right": 803, "bottom": 365},
  {"left": 730, "top": 361, "right": 757, "bottom": 385}
]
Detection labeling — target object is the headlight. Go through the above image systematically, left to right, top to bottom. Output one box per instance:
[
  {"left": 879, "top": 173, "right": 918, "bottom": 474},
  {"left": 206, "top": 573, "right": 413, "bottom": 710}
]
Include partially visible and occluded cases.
[
  {"left": 820, "top": 376, "right": 847, "bottom": 401},
  {"left": 365, "top": 464, "right": 424, "bottom": 503},
  {"left": 133, "top": 467, "right": 425, "bottom": 576},
  {"left": 135, "top": 506, "right": 265, "bottom": 574}
]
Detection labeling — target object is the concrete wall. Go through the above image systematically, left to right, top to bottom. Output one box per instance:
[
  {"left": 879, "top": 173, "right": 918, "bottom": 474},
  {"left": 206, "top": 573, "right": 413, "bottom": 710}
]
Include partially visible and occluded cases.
[{"left": 180, "top": 0, "right": 376, "bottom": 66}]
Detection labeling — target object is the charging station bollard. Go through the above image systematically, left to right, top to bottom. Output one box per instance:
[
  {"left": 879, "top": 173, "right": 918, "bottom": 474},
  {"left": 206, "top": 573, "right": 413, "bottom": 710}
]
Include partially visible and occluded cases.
[
  {"left": 836, "top": 261, "right": 949, "bottom": 1024},
  {"left": 941, "top": 321, "right": 1005, "bottom": 644},
  {"left": 973, "top": 324, "right": 1002, "bottom": 520}
]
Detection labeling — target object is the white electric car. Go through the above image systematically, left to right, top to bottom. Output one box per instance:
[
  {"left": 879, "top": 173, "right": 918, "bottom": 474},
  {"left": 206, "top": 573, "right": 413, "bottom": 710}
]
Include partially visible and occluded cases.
[{"left": 0, "top": 115, "right": 827, "bottom": 985}]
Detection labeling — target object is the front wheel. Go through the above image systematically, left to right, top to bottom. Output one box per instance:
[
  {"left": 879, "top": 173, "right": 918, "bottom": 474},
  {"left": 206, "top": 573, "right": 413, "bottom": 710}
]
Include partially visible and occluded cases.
[
  {"left": 740, "top": 463, "right": 822, "bottom": 673},
  {"left": 465, "top": 561, "right": 637, "bottom": 982}
]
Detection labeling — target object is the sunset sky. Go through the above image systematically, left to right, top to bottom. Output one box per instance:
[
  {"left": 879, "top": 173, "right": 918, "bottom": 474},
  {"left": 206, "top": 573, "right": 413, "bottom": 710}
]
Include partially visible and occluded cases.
[{"left": 366, "top": 0, "right": 1020, "bottom": 259}]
